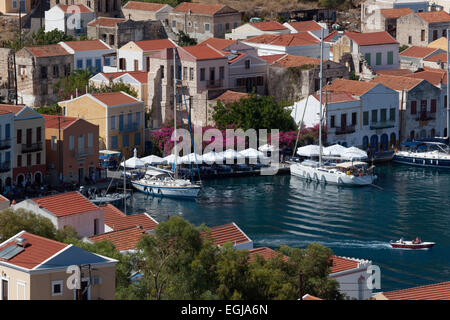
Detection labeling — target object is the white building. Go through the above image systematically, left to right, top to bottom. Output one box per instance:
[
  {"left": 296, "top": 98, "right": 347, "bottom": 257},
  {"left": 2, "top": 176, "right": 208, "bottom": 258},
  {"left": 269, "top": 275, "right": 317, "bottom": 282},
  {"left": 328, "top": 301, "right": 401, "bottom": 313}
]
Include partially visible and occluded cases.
[
  {"left": 44, "top": 4, "right": 96, "bottom": 36},
  {"left": 283, "top": 20, "right": 329, "bottom": 39},
  {"left": 225, "top": 21, "right": 290, "bottom": 40},
  {"left": 242, "top": 32, "right": 329, "bottom": 58},
  {"left": 59, "top": 40, "right": 114, "bottom": 73},
  {"left": 292, "top": 79, "right": 399, "bottom": 151},
  {"left": 0, "top": 110, "right": 14, "bottom": 191}
]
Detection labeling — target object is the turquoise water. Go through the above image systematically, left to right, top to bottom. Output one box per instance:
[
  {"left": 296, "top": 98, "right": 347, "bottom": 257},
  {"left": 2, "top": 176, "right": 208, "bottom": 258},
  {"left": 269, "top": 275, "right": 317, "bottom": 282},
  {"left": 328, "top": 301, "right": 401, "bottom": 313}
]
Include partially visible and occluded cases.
[{"left": 119, "top": 164, "right": 450, "bottom": 292}]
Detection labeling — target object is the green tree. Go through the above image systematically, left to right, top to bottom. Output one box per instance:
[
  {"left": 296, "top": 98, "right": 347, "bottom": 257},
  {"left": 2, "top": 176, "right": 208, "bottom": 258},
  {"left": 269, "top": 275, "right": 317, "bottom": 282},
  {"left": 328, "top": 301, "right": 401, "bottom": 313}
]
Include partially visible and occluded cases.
[
  {"left": 4, "top": 27, "right": 77, "bottom": 51},
  {"left": 176, "top": 30, "right": 197, "bottom": 47},
  {"left": 399, "top": 45, "right": 409, "bottom": 53},
  {"left": 213, "top": 95, "right": 297, "bottom": 131},
  {"left": 35, "top": 104, "right": 62, "bottom": 115}
]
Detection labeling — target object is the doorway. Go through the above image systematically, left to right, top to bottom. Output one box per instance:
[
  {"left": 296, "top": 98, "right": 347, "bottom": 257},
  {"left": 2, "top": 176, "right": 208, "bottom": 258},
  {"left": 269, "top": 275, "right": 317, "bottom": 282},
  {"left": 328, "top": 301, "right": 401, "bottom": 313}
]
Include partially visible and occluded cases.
[
  {"left": 78, "top": 167, "right": 84, "bottom": 185},
  {"left": 1, "top": 279, "right": 8, "bottom": 300}
]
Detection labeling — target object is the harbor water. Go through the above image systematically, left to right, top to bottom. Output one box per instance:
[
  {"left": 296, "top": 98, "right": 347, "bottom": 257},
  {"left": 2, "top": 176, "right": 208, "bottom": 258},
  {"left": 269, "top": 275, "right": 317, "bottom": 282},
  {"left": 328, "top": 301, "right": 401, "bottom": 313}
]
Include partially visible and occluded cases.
[{"left": 118, "top": 163, "right": 450, "bottom": 293}]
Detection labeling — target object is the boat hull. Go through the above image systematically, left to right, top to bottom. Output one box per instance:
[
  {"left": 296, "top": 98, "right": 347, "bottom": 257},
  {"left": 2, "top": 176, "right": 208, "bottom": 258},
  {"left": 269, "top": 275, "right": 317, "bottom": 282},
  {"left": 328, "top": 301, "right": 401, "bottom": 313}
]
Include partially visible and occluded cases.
[
  {"left": 393, "top": 154, "right": 450, "bottom": 168},
  {"left": 290, "top": 163, "right": 375, "bottom": 186},
  {"left": 131, "top": 181, "right": 201, "bottom": 199},
  {"left": 390, "top": 242, "right": 435, "bottom": 249}
]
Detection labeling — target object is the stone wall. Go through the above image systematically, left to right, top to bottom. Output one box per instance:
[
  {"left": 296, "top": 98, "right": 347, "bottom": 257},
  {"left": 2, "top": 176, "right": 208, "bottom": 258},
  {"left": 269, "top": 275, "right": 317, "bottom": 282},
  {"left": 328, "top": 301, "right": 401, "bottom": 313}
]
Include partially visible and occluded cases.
[{"left": 0, "top": 48, "right": 15, "bottom": 102}]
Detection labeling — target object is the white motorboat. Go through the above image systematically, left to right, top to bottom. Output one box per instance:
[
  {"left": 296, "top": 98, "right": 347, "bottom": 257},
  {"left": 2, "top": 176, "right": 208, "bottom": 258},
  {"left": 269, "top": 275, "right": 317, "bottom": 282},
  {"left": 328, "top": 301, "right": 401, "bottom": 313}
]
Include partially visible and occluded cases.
[{"left": 393, "top": 141, "right": 450, "bottom": 168}]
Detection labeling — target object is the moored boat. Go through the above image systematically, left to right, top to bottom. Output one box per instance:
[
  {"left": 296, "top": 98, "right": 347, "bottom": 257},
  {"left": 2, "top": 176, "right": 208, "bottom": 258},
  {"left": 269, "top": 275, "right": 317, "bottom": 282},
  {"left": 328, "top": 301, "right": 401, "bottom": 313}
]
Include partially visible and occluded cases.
[{"left": 393, "top": 141, "right": 450, "bottom": 169}]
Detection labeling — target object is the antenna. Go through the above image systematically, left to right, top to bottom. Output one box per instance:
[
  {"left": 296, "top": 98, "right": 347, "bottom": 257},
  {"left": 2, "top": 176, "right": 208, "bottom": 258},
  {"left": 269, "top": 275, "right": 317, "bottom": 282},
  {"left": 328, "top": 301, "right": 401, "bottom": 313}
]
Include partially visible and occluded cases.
[{"left": 319, "top": 27, "right": 324, "bottom": 167}]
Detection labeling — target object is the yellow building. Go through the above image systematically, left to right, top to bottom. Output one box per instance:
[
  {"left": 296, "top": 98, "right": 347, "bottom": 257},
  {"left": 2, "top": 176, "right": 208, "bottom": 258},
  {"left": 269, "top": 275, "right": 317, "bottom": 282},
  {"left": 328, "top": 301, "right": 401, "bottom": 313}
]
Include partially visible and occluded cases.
[
  {"left": 0, "top": 0, "right": 32, "bottom": 14},
  {"left": 428, "top": 36, "right": 449, "bottom": 51},
  {"left": 59, "top": 91, "right": 145, "bottom": 159},
  {"left": 0, "top": 231, "right": 117, "bottom": 300}
]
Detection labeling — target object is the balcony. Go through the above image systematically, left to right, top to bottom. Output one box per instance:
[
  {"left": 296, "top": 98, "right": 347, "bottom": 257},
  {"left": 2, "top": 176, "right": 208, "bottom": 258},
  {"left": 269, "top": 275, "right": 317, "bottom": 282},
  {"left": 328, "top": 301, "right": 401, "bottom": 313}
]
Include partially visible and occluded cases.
[
  {"left": 206, "top": 79, "right": 223, "bottom": 89},
  {"left": 416, "top": 111, "right": 436, "bottom": 122},
  {"left": 370, "top": 120, "right": 395, "bottom": 130},
  {"left": 119, "top": 123, "right": 140, "bottom": 133},
  {"left": 335, "top": 125, "right": 356, "bottom": 135},
  {"left": 0, "top": 139, "right": 11, "bottom": 150},
  {"left": 21, "top": 142, "right": 43, "bottom": 153},
  {"left": 74, "top": 147, "right": 96, "bottom": 159},
  {"left": 0, "top": 161, "right": 10, "bottom": 173}
]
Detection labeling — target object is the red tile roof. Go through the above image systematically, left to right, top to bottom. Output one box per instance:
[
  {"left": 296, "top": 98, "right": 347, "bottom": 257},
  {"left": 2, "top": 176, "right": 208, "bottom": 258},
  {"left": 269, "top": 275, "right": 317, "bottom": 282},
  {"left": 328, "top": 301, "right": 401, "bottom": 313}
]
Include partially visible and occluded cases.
[
  {"left": 122, "top": 1, "right": 167, "bottom": 12},
  {"left": 173, "top": 2, "right": 234, "bottom": 15},
  {"left": 56, "top": 4, "right": 93, "bottom": 13},
  {"left": 380, "top": 8, "right": 413, "bottom": 19},
  {"left": 417, "top": 11, "right": 450, "bottom": 23},
  {"left": 88, "top": 17, "right": 126, "bottom": 27},
  {"left": 286, "top": 20, "right": 322, "bottom": 32},
  {"left": 250, "top": 21, "right": 288, "bottom": 31},
  {"left": 324, "top": 30, "right": 341, "bottom": 43},
  {"left": 345, "top": 31, "right": 398, "bottom": 46},
  {"left": 245, "top": 32, "right": 319, "bottom": 46},
  {"left": 198, "top": 37, "right": 236, "bottom": 51},
  {"left": 134, "top": 38, "right": 176, "bottom": 51},
  {"left": 61, "top": 40, "right": 110, "bottom": 51},
  {"left": 24, "top": 44, "right": 70, "bottom": 58},
  {"left": 182, "top": 44, "right": 226, "bottom": 60},
  {"left": 400, "top": 46, "right": 439, "bottom": 58},
  {"left": 424, "top": 52, "right": 448, "bottom": 62},
  {"left": 259, "top": 54, "right": 286, "bottom": 65},
  {"left": 273, "top": 54, "right": 321, "bottom": 68},
  {"left": 376, "top": 68, "right": 413, "bottom": 76},
  {"left": 405, "top": 69, "right": 447, "bottom": 85},
  {"left": 98, "top": 71, "right": 149, "bottom": 83},
  {"left": 371, "top": 74, "right": 423, "bottom": 91},
  {"left": 324, "top": 78, "right": 378, "bottom": 96},
  {"left": 213, "top": 90, "right": 250, "bottom": 104},
  {"left": 90, "top": 91, "right": 141, "bottom": 106},
  {"left": 314, "top": 91, "right": 357, "bottom": 104},
  {"left": 0, "top": 104, "right": 25, "bottom": 115},
  {"left": 43, "top": 115, "right": 78, "bottom": 129},
  {"left": 31, "top": 191, "right": 99, "bottom": 217},
  {"left": 101, "top": 204, "right": 158, "bottom": 231},
  {"left": 201, "top": 223, "right": 251, "bottom": 247},
  {"left": 89, "top": 226, "right": 146, "bottom": 251},
  {"left": 0, "top": 232, "right": 68, "bottom": 269},
  {"left": 248, "top": 247, "right": 289, "bottom": 262},
  {"left": 330, "top": 256, "right": 359, "bottom": 273},
  {"left": 381, "top": 281, "right": 450, "bottom": 300}
]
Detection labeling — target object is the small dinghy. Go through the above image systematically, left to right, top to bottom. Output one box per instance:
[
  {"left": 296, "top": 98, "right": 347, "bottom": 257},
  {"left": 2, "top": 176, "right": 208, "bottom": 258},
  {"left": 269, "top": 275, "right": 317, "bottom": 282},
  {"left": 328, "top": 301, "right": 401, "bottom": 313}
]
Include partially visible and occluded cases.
[{"left": 390, "top": 238, "right": 435, "bottom": 249}]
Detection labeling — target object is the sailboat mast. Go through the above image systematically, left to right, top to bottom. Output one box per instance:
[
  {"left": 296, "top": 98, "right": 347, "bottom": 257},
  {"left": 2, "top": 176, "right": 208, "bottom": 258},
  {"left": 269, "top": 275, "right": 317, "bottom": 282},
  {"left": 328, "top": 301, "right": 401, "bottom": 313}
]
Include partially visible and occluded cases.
[
  {"left": 319, "top": 28, "right": 324, "bottom": 166},
  {"left": 447, "top": 28, "right": 450, "bottom": 139},
  {"left": 173, "top": 47, "right": 178, "bottom": 179},
  {"left": 123, "top": 156, "right": 126, "bottom": 215}
]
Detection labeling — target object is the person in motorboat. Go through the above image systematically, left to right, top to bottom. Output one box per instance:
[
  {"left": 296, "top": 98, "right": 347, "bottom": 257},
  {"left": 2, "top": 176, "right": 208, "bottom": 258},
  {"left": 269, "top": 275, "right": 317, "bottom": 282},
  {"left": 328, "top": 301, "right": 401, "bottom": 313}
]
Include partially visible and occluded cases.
[{"left": 400, "top": 237, "right": 404, "bottom": 244}]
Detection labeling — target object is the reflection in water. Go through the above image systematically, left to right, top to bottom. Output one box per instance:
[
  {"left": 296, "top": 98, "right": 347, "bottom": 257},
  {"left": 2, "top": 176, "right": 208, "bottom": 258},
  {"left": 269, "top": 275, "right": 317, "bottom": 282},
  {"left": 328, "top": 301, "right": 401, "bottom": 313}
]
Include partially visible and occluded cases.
[{"left": 119, "top": 164, "right": 450, "bottom": 292}]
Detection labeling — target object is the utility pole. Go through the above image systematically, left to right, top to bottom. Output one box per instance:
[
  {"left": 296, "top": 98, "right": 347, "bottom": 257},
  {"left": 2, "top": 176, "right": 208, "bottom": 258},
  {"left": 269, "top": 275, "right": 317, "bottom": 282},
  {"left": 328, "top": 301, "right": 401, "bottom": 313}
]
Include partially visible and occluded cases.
[
  {"left": 19, "top": 5, "right": 22, "bottom": 47},
  {"left": 13, "top": 53, "right": 18, "bottom": 105},
  {"left": 58, "top": 115, "right": 62, "bottom": 183},
  {"left": 299, "top": 270, "right": 304, "bottom": 300}
]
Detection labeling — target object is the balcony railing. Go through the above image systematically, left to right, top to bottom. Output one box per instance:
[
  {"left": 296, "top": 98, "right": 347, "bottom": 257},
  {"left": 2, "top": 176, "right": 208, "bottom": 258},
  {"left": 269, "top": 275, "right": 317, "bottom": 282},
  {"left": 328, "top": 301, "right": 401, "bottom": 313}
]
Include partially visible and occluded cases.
[
  {"left": 206, "top": 79, "right": 223, "bottom": 89},
  {"left": 416, "top": 111, "right": 436, "bottom": 121},
  {"left": 370, "top": 120, "right": 395, "bottom": 129},
  {"left": 119, "top": 123, "right": 140, "bottom": 133},
  {"left": 335, "top": 125, "right": 356, "bottom": 135},
  {"left": 0, "top": 138, "right": 11, "bottom": 150},
  {"left": 21, "top": 142, "right": 43, "bottom": 153},
  {"left": 74, "top": 147, "right": 95, "bottom": 159},
  {"left": 0, "top": 161, "right": 11, "bottom": 173}
]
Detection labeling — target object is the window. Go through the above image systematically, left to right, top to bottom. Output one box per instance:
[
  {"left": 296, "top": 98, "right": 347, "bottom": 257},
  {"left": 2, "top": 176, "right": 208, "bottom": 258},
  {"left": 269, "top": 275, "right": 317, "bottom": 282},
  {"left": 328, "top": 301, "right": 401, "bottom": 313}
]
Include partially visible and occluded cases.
[
  {"left": 12, "top": 0, "right": 17, "bottom": 9},
  {"left": 172, "top": 20, "right": 176, "bottom": 28},
  {"left": 234, "top": 22, "right": 238, "bottom": 29},
  {"left": 205, "top": 23, "right": 210, "bottom": 32},
  {"left": 226, "top": 23, "right": 230, "bottom": 31},
  {"left": 218, "top": 24, "right": 222, "bottom": 33},
  {"left": 421, "top": 29, "right": 425, "bottom": 41},
  {"left": 433, "top": 30, "right": 438, "bottom": 41},
  {"left": 444, "top": 30, "right": 447, "bottom": 37},
  {"left": 109, "top": 35, "right": 115, "bottom": 46},
  {"left": 408, "top": 36, "right": 412, "bottom": 44},
  {"left": 387, "top": 51, "right": 393, "bottom": 65},
  {"left": 376, "top": 52, "right": 382, "bottom": 65},
  {"left": 364, "top": 53, "right": 371, "bottom": 66},
  {"left": 105, "top": 57, "right": 111, "bottom": 66},
  {"left": 119, "top": 58, "right": 126, "bottom": 70},
  {"left": 76, "top": 59, "right": 83, "bottom": 69},
  {"left": 86, "top": 59, "right": 93, "bottom": 70},
  {"left": 95, "top": 59, "right": 102, "bottom": 73},
  {"left": 134, "top": 59, "right": 139, "bottom": 71},
  {"left": 245, "top": 60, "right": 250, "bottom": 69},
  {"left": 64, "top": 64, "right": 71, "bottom": 76},
  {"left": 53, "top": 65, "right": 59, "bottom": 78},
  {"left": 160, "top": 65, "right": 164, "bottom": 79},
  {"left": 41, "top": 66, "right": 47, "bottom": 79},
  {"left": 183, "top": 66, "right": 187, "bottom": 80},
  {"left": 219, "top": 66, "right": 224, "bottom": 80},
  {"left": 189, "top": 67, "right": 194, "bottom": 81},
  {"left": 200, "top": 68, "right": 205, "bottom": 81},
  {"left": 256, "top": 76, "right": 263, "bottom": 86},
  {"left": 431, "top": 99, "right": 437, "bottom": 113},
  {"left": 420, "top": 100, "right": 427, "bottom": 112},
  {"left": 411, "top": 101, "right": 417, "bottom": 114},
  {"left": 380, "top": 108, "right": 387, "bottom": 122},
  {"left": 390, "top": 108, "right": 396, "bottom": 121},
  {"left": 372, "top": 109, "right": 378, "bottom": 123},
  {"left": 136, "top": 112, "right": 141, "bottom": 125},
  {"left": 352, "top": 112, "right": 357, "bottom": 125},
  {"left": 127, "top": 113, "right": 132, "bottom": 127},
  {"left": 119, "top": 114, "right": 124, "bottom": 130},
  {"left": 110, "top": 115, "right": 116, "bottom": 130},
  {"left": 330, "top": 115, "right": 335, "bottom": 128},
  {"left": 5, "top": 124, "right": 10, "bottom": 139},
  {"left": 36, "top": 127, "right": 41, "bottom": 142},
  {"left": 17, "top": 129, "right": 21, "bottom": 144},
  {"left": 134, "top": 132, "right": 141, "bottom": 146},
  {"left": 88, "top": 133, "right": 93, "bottom": 148},
  {"left": 123, "top": 134, "right": 129, "bottom": 147},
  {"left": 69, "top": 135, "right": 74, "bottom": 150},
  {"left": 51, "top": 136, "right": 57, "bottom": 150},
  {"left": 111, "top": 136, "right": 118, "bottom": 149},
  {"left": 36, "top": 152, "right": 41, "bottom": 165},
  {"left": 27, "top": 154, "right": 31, "bottom": 166},
  {"left": 17, "top": 155, "right": 22, "bottom": 167},
  {"left": 94, "top": 219, "right": 99, "bottom": 236},
  {"left": 2, "top": 279, "right": 8, "bottom": 300},
  {"left": 52, "top": 280, "right": 63, "bottom": 296}
]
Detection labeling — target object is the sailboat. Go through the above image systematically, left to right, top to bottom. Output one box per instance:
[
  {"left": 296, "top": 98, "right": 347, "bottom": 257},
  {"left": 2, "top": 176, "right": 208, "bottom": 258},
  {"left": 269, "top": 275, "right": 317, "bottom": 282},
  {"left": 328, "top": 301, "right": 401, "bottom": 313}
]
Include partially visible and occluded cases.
[
  {"left": 289, "top": 29, "right": 377, "bottom": 186},
  {"left": 131, "top": 48, "right": 201, "bottom": 199}
]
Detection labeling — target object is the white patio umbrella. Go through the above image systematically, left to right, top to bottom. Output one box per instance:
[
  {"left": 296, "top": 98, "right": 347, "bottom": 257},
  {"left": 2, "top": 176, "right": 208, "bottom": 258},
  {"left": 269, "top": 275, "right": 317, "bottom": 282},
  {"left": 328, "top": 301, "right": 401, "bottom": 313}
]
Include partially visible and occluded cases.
[
  {"left": 258, "top": 144, "right": 279, "bottom": 152},
  {"left": 323, "top": 144, "right": 348, "bottom": 156},
  {"left": 297, "top": 145, "right": 320, "bottom": 157},
  {"left": 340, "top": 147, "right": 368, "bottom": 161},
  {"left": 239, "top": 148, "right": 265, "bottom": 159},
  {"left": 223, "top": 149, "right": 244, "bottom": 161},
  {"left": 202, "top": 151, "right": 222, "bottom": 164},
  {"left": 180, "top": 153, "right": 203, "bottom": 164},
  {"left": 162, "top": 154, "right": 183, "bottom": 165},
  {"left": 140, "top": 155, "right": 164, "bottom": 165},
  {"left": 120, "top": 157, "right": 145, "bottom": 169}
]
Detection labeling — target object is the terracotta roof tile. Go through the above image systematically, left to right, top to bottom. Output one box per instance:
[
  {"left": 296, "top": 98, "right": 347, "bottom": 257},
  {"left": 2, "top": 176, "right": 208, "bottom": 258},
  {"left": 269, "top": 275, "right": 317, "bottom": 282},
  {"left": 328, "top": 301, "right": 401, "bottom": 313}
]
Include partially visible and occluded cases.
[
  {"left": 123, "top": 1, "right": 167, "bottom": 12},
  {"left": 173, "top": 2, "right": 233, "bottom": 15},
  {"left": 56, "top": 4, "right": 93, "bottom": 13},
  {"left": 380, "top": 8, "right": 413, "bottom": 19},
  {"left": 416, "top": 11, "right": 450, "bottom": 23},
  {"left": 88, "top": 17, "right": 126, "bottom": 27},
  {"left": 286, "top": 20, "right": 322, "bottom": 32},
  {"left": 250, "top": 21, "right": 288, "bottom": 31},
  {"left": 324, "top": 30, "right": 342, "bottom": 43},
  {"left": 345, "top": 31, "right": 398, "bottom": 46},
  {"left": 244, "top": 33, "right": 319, "bottom": 46},
  {"left": 198, "top": 37, "right": 236, "bottom": 51},
  {"left": 134, "top": 39, "right": 176, "bottom": 51},
  {"left": 61, "top": 40, "right": 110, "bottom": 51},
  {"left": 24, "top": 44, "right": 71, "bottom": 58},
  {"left": 182, "top": 44, "right": 226, "bottom": 60},
  {"left": 400, "top": 46, "right": 439, "bottom": 58},
  {"left": 424, "top": 52, "right": 448, "bottom": 62},
  {"left": 259, "top": 54, "right": 287, "bottom": 65},
  {"left": 273, "top": 54, "right": 321, "bottom": 68},
  {"left": 376, "top": 68, "right": 413, "bottom": 76},
  {"left": 405, "top": 69, "right": 447, "bottom": 85},
  {"left": 98, "top": 71, "right": 149, "bottom": 83},
  {"left": 371, "top": 74, "right": 423, "bottom": 91},
  {"left": 324, "top": 78, "right": 378, "bottom": 96},
  {"left": 213, "top": 90, "right": 250, "bottom": 104},
  {"left": 90, "top": 91, "right": 141, "bottom": 106},
  {"left": 314, "top": 91, "right": 357, "bottom": 104},
  {"left": 0, "top": 104, "right": 25, "bottom": 115},
  {"left": 43, "top": 115, "right": 78, "bottom": 129},
  {"left": 31, "top": 191, "right": 99, "bottom": 217},
  {"left": 101, "top": 204, "right": 158, "bottom": 231},
  {"left": 201, "top": 222, "right": 251, "bottom": 246},
  {"left": 89, "top": 226, "right": 146, "bottom": 251},
  {"left": 0, "top": 232, "right": 68, "bottom": 270},
  {"left": 248, "top": 247, "right": 289, "bottom": 262},
  {"left": 330, "top": 256, "right": 359, "bottom": 273},
  {"left": 381, "top": 281, "right": 450, "bottom": 300}
]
